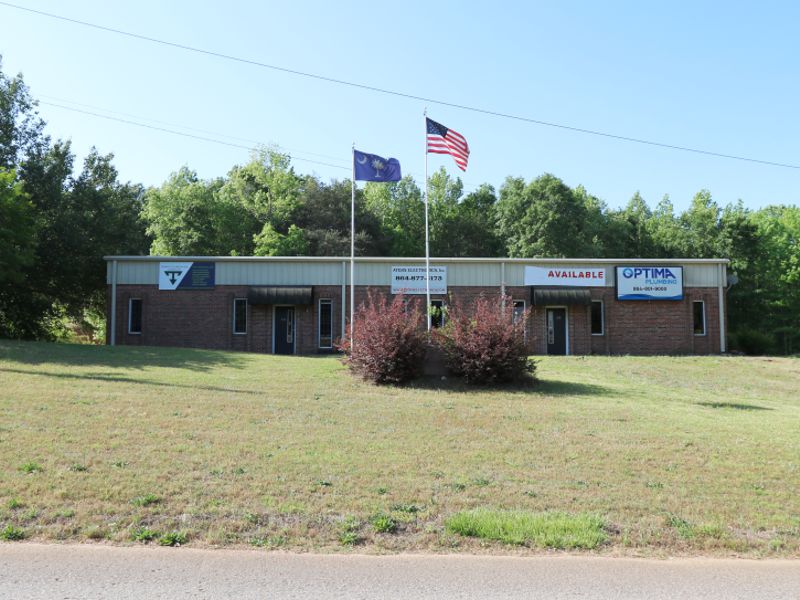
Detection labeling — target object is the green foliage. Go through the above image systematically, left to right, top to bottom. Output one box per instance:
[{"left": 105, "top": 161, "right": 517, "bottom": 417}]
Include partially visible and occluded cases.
[
  {"left": 253, "top": 223, "right": 309, "bottom": 256},
  {"left": 19, "top": 461, "right": 42, "bottom": 474},
  {"left": 130, "top": 493, "right": 161, "bottom": 507},
  {"left": 445, "top": 509, "right": 606, "bottom": 549},
  {"left": 370, "top": 513, "right": 398, "bottom": 534},
  {"left": 0, "top": 524, "right": 26, "bottom": 541},
  {"left": 130, "top": 526, "right": 159, "bottom": 542},
  {"left": 158, "top": 531, "right": 188, "bottom": 546}
]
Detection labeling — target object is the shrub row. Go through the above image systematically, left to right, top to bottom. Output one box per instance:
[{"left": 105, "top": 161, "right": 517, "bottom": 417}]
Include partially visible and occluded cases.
[{"left": 340, "top": 292, "right": 535, "bottom": 385}]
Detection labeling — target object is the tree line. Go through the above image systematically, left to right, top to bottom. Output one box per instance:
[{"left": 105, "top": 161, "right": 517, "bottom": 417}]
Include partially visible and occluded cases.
[{"left": 1, "top": 61, "right": 798, "bottom": 353}]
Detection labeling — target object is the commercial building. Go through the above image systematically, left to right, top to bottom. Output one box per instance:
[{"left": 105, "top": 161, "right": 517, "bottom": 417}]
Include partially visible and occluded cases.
[{"left": 105, "top": 256, "right": 729, "bottom": 355}]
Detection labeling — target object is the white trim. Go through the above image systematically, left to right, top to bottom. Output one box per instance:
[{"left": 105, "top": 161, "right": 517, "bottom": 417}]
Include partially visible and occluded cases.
[
  {"left": 104, "top": 255, "right": 730, "bottom": 265},
  {"left": 110, "top": 260, "right": 117, "bottom": 345},
  {"left": 718, "top": 263, "right": 726, "bottom": 352},
  {"left": 127, "top": 297, "right": 142, "bottom": 335},
  {"left": 232, "top": 298, "right": 247, "bottom": 335},
  {"left": 318, "top": 298, "right": 333, "bottom": 349},
  {"left": 512, "top": 299, "right": 527, "bottom": 342},
  {"left": 591, "top": 300, "right": 605, "bottom": 336},
  {"left": 693, "top": 300, "right": 707, "bottom": 336},
  {"left": 545, "top": 305, "right": 569, "bottom": 355}
]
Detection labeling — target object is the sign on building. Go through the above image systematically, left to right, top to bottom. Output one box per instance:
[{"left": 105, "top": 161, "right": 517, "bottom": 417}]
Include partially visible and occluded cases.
[
  {"left": 158, "top": 262, "right": 215, "bottom": 290},
  {"left": 391, "top": 266, "right": 447, "bottom": 295},
  {"left": 524, "top": 266, "right": 606, "bottom": 287},
  {"left": 616, "top": 266, "right": 683, "bottom": 300}
]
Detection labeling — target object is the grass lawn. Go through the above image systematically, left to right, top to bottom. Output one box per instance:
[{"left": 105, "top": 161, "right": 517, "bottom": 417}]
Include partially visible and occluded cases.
[{"left": 1, "top": 340, "right": 799, "bottom": 556}]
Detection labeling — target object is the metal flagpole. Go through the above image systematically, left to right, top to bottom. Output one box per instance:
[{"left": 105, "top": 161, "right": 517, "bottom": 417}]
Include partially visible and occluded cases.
[
  {"left": 424, "top": 110, "right": 431, "bottom": 331},
  {"left": 350, "top": 144, "right": 356, "bottom": 347}
]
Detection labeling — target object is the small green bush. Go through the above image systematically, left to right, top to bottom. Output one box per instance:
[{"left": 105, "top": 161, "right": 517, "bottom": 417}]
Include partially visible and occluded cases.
[
  {"left": 729, "top": 328, "right": 776, "bottom": 355},
  {"left": 131, "top": 494, "right": 160, "bottom": 507},
  {"left": 370, "top": 513, "right": 398, "bottom": 534},
  {"left": 1, "top": 525, "right": 26, "bottom": 541},
  {"left": 130, "top": 526, "right": 159, "bottom": 542},
  {"left": 158, "top": 531, "right": 187, "bottom": 546}
]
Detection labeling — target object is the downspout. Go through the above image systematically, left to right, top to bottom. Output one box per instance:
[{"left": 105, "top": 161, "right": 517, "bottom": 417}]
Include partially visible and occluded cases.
[
  {"left": 110, "top": 260, "right": 117, "bottom": 346},
  {"left": 341, "top": 260, "right": 346, "bottom": 345},
  {"left": 718, "top": 262, "right": 726, "bottom": 353}
]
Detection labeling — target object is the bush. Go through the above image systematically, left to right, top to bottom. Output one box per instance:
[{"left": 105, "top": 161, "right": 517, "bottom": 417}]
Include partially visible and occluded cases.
[
  {"left": 339, "top": 292, "right": 427, "bottom": 384},
  {"left": 435, "top": 294, "right": 535, "bottom": 385},
  {"left": 729, "top": 328, "right": 776, "bottom": 355}
]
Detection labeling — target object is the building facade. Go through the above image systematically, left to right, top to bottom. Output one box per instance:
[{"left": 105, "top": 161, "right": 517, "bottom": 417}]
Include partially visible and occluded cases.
[{"left": 105, "top": 256, "right": 729, "bottom": 355}]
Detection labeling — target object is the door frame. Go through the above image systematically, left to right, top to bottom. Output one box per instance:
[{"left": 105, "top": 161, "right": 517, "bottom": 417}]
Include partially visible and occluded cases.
[
  {"left": 272, "top": 305, "right": 296, "bottom": 355},
  {"left": 545, "top": 305, "right": 569, "bottom": 356}
]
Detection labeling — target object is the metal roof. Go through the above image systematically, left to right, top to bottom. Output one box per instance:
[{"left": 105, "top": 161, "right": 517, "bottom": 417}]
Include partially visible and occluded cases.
[{"left": 104, "top": 255, "right": 729, "bottom": 264}]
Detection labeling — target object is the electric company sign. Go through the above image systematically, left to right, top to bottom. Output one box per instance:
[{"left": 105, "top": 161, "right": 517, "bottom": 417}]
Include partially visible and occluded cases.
[
  {"left": 158, "top": 262, "right": 215, "bottom": 290},
  {"left": 524, "top": 266, "right": 606, "bottom": 287},
  {"left": 616, "top": 266, "right": 683, "bottom": 300}
]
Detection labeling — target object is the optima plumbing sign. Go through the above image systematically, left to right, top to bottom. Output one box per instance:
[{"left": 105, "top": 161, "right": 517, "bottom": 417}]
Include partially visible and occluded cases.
[{"left": 616, "top": 266, "right": 683, "bottom": 300}]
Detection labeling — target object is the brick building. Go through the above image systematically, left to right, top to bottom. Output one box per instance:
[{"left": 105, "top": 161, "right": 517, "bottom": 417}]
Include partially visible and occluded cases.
[{"left": 105, "top": 256, "right": 729, "bottom": 355}]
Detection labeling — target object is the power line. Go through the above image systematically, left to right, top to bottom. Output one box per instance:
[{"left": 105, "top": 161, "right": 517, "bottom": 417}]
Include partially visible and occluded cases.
[
  {"left": 3, "top": 1, "right": 799, "bottom": 171},
  {"left": 39, "top": 94, "right": 351, "bottom": 165},
  {"left": 40, "top": 100, "right": 482, "bottom": 193},
  {"left": 40, "top": 101, "right": 350, "bottom": 171}
]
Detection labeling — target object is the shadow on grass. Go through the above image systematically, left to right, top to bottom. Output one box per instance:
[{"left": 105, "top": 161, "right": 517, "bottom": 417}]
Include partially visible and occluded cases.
[
  {"left": 0, "top": 340, "right": 248, "bottom": 372},
  {"left": 0, "top": 367, "right": 263, "bottom": 395},
  {"left": 406, "top": 375, "right": 609, "bottom": 396},
  {"left": 696, "top": 401, "right": 773, "bottom": 411}
]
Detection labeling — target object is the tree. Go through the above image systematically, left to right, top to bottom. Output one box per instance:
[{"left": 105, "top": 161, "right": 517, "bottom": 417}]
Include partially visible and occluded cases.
[
  {"left": 0, "top": 57, "right": 47, "bottom": 171},
  {"left": 143, "top": 167, "right": 249, "bottom": 256},
  {"left": 0, "top": 169, "right": 35, "bottom": 287},
  {"left": 495, "top": 173, "right": 595, "bottom": 257},
  {"left": 363, "top": 176, "right": 424, "bottom": 256},
  {"left": 253, "top": 223, "right": 309, "bottom": 256}
]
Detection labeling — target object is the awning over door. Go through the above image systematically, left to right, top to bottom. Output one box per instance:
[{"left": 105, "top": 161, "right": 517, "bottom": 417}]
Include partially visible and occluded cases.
[
  {"left": 247, "top": 286, "right": 313, "bottom": 305},
  {"left": 531, "top": 288, "right": 592, "bottom": 306}
]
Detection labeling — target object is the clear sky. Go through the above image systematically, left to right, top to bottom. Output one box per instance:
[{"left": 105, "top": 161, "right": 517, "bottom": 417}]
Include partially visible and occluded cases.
[{"left": 1, "top": 0, "right": 798, "bottom": 211}]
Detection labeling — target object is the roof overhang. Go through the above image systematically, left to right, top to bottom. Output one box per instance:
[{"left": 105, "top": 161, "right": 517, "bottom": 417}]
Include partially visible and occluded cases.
[
  {"left": 247, "top": 286, "right": 313, "bottom": 305},
  {"left": 531, "top": 288, "right": 592, "bottom": 306}
]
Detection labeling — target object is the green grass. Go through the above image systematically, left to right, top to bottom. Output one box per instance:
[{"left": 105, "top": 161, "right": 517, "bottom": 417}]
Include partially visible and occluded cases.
[
  {"left": 1, "top": 340, "right": 799, "bottom": 555},
  {"left": 445, "top": 509, "right": 606, "bottom": 549}
]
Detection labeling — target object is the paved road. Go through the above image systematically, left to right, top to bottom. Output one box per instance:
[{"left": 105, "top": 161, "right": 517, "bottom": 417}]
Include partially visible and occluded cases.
[{"left": 1, "top": 543, "right": 799, "bottom": 599}]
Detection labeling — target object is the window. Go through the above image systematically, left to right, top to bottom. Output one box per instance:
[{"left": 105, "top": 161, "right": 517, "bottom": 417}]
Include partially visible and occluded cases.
[
  {"left": 128, "top": 298, "right": 142, "bottom": 334},
  {"left": 233, "top": 298, "right": 247, "bottom": 334},
  {"left": 319, "top": 299, "right": 333, "bottom": 348},
  {"left": 430, "top": 299, "right": 445, "bottom": 328},
  {"left": 512, "top": 300, "right": 526, "bottom": 324},
  {"left": 693, "top": 300, "right": 706, "bottom": 336},
  {"left": 591, "top": 301, "right": 604, "bottom": 336}
]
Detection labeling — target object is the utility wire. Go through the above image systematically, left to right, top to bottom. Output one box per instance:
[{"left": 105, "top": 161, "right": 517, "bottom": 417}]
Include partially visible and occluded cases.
[
  {"left": 3, "top": 1, "right": 799, "bottom": 170},
  {"left": 39, "top": 94, "right": 351, "bottom": 165},
  {"left": 40, "top": 100, "right": 482, "bottom": 193},
  {"left": 40, "top": 101, "right": 350, "bottom": 171}
]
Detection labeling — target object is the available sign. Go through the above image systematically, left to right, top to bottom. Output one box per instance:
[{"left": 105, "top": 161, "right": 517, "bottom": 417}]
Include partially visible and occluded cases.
[
  {"left": 158, "top": 262, "right": 215, "bottom": 290},
  {"left": 391, "top": 266, "right": 447, "bottom": 295},
  {"left": 524, "top": 266, "right": 606, "bottom": 287},
  {"left": 616, "top": 266, "right": 683, "bottom": 300}
]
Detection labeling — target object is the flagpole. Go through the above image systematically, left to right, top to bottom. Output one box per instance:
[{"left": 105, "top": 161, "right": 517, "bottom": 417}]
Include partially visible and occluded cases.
[
  {"left": 424, "top": 109, "right": 431, "bottom": 331},
  {"left": 350, "top": 144, "right": 356, "bottom": 348}
]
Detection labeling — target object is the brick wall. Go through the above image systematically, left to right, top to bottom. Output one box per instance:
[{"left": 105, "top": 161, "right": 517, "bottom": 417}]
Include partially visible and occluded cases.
[{"left": 108, "top": 284, "right": 723, "bottom": 355}]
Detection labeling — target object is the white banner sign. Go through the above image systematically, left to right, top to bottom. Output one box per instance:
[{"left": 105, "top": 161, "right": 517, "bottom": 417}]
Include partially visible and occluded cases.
[
  {"left": 159, "top": 262, "right": 193, "bottom": 290},
  {"left": 391, "top": 266, "right": 447, "bottom": 295},
  {"left": 524, "top": 266, "right": 606, "bottom": 287},
  {"left": 616, "top": 266, "right": 683, "bottom": 300}
]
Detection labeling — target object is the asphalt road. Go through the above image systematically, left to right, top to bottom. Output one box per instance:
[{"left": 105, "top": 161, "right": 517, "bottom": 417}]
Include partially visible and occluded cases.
[{"left": 1, "top": 544, "right": 799, "bottom": 599}]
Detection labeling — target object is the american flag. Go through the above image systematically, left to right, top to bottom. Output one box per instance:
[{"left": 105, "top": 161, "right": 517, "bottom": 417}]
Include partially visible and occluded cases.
[{"left": 426, "top": 117, "right": 469, "bottom": 171}]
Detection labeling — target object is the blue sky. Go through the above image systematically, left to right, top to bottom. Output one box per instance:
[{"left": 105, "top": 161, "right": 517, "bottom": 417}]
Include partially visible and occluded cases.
[{"left": 1, "top": 1, "right": 798, "bottom": 211}]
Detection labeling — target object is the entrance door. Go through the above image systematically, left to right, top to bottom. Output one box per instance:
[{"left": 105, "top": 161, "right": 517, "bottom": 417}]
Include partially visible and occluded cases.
[
  {"left": 274, "top": 306, "right": 295, "bottom": 354},
  {"left": 546, "top": 308, "right": 567, "bottom": 355}
]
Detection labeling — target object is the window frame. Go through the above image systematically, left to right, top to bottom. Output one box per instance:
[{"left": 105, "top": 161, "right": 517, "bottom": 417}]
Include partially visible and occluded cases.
[
  {"left": 128, "top": 298, "right": 142, "bottom": 335},
  {"left": 233, "top": 298, "right": 248, "bottom": 335},
  {"left": 318, "top": 298, "right": 333, "bottom": 349},
  {"left": 430, "top": 299, "right": 446, "bottom": 328},
  {"left": 591, "top": 300, "right": 605, "bottom": 336},
  {"left": 693, "top": 300, "right": 706, "bottom": 336}
]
